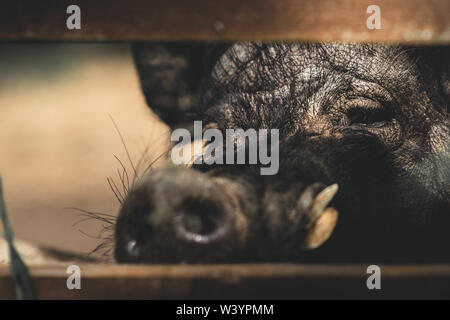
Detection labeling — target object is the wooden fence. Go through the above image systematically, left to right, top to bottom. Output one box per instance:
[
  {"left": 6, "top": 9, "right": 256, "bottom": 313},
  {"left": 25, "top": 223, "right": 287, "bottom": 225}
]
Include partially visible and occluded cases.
[
  {"left": 0, "top": 0, "right": 448, "bottom": 43},
  {"left": 0, "top": 0, "right": 449, "bottom": 299},
  {"left": 2, "top": 264, "right": 450, "bottom": 299}
]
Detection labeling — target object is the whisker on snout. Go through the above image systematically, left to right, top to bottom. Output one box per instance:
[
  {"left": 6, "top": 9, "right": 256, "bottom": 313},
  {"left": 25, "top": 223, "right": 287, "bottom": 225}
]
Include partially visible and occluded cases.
[{"left": 69, "top": 117, "right": 170, "bottom": 261}]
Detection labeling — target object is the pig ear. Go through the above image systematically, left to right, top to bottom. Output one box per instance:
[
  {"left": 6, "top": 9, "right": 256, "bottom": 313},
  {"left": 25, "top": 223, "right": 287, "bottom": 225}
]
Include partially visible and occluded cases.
[
  {"left": 132, "top": 42, "right": 229, "bottom": 129},
  {"left": 409, "top": 46, "right": 450, "bottom": 113},
  {"left": 302, "top": 184, "right": 339, "bottom": 250}
]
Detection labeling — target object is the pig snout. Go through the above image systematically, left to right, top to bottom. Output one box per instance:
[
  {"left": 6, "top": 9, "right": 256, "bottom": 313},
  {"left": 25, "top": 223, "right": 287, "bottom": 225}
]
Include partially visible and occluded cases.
[
  {"left": 115, "top": 164, "right": 340, "bottom": 262},
  {"left": 114, "top": 167, "right": 251, "bottom": 263}
]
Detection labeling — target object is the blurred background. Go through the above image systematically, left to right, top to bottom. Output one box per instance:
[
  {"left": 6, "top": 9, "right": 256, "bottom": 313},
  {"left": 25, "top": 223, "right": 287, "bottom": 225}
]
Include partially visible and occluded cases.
[{"left": 0, "top": 43, "right": 169, "bottom": 257}]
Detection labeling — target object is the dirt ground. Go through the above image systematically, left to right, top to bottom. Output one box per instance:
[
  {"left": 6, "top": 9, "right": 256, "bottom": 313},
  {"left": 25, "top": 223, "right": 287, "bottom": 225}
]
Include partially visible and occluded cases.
[{"left": 0, "top": 44, "right": 170, "bottom": 257}]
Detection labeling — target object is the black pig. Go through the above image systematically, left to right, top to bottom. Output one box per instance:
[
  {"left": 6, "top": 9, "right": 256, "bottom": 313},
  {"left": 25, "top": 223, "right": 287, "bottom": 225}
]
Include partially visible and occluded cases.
[{"left": 114, "top": 43, "right": 449, "bottom": 263}]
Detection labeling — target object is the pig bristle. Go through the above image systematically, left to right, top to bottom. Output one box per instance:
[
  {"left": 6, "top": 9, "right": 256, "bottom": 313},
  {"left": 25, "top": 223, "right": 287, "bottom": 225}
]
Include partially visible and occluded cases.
[
  {"left": 66, "top": 117, "right": 170, "bottom": 260},
  {"left": 66, "top": 207, "right": 117, "bottom": 261}
]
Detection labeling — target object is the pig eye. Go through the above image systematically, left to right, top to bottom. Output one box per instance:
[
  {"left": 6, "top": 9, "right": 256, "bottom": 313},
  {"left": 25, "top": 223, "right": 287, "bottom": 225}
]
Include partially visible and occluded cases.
[{"left": 347, "top": 107, "right": 392, "bottom": 127}]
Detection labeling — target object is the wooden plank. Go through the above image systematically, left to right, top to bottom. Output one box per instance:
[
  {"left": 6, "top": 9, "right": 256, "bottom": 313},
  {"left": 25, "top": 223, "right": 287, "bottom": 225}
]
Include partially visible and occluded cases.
[
  {"left": 0, "top": 0, "right": 448, "bottom": 43},
  {"left": 1, "top": 264, "right": 450, "bottom": 299}
]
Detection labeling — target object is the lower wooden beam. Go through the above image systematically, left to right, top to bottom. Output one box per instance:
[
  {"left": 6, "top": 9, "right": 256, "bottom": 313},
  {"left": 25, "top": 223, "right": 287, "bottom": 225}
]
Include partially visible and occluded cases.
[{"left": 1, "top": 264, "right": 450, "bottom": 299}]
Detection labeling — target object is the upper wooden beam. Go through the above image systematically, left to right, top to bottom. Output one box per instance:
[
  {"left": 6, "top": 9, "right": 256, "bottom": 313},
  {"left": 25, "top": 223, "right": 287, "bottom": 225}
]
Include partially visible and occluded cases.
[{"left": 0, "top": 0, "right": 448, "bottom": 43}]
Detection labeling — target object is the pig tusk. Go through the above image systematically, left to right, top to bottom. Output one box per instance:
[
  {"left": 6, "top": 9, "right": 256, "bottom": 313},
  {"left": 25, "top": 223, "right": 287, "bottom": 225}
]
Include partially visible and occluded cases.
[
  {"left": 306, "top": 184, "right": 339, "bottom": 229},
  {"left": 303, "top": 207, "right": 339, "bottom": 250}
]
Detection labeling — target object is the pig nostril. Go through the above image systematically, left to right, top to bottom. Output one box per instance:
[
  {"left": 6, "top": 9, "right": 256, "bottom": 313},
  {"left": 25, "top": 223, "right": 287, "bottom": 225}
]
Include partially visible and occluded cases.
[
  {"left": 173, "top": 198, "right": 233, "bottom": 244},
  {"left": 181, "top": 211, "right": 216, "bottom": 235},
  {"left": 125, "top": 239, "right": 141, "bottom": 258}
]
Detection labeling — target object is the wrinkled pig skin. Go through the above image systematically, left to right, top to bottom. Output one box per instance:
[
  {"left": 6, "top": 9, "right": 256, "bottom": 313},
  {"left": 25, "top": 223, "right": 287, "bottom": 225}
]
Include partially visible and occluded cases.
[{"left": 114, "top": 43, "right": 449, "bottom": 263}]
